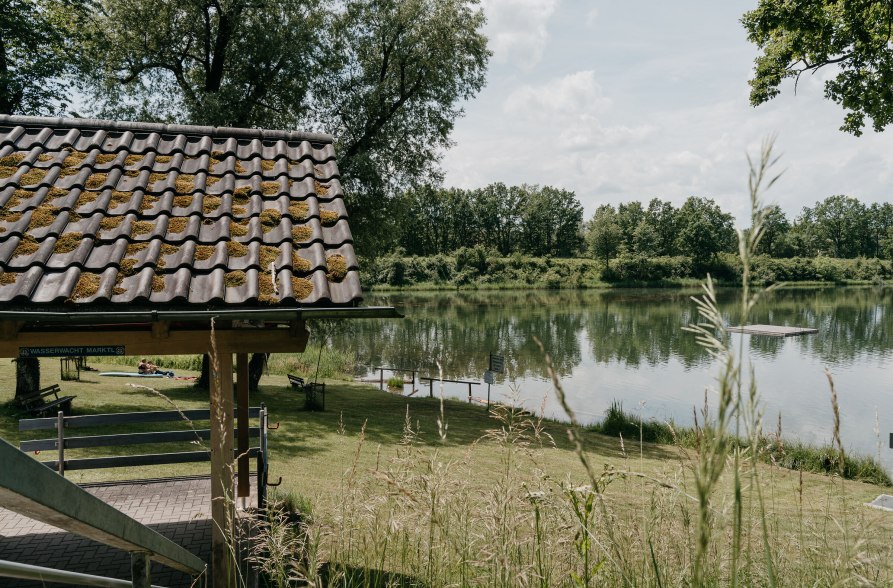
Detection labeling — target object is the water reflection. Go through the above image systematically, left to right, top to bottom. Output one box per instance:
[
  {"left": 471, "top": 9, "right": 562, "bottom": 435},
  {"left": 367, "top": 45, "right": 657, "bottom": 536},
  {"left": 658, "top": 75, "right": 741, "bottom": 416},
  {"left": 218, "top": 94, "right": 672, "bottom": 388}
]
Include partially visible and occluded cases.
[{"left": 330, "top": 287, "right": 893, "bottom": 467}]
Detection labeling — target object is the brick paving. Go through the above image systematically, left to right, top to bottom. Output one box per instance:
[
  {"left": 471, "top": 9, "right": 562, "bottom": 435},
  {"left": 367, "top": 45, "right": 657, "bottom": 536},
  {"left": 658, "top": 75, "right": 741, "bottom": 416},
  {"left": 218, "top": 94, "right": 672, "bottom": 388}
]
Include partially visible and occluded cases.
[{"left": 0, "top": 475, "right": 258, "bottom": 588}]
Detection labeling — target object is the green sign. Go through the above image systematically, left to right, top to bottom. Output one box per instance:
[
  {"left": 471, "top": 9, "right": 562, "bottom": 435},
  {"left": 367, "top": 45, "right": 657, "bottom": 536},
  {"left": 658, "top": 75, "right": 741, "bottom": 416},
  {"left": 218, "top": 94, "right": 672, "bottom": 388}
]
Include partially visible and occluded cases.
[{"left": 19, "top": 346, "right": 126, "bottom": 358}]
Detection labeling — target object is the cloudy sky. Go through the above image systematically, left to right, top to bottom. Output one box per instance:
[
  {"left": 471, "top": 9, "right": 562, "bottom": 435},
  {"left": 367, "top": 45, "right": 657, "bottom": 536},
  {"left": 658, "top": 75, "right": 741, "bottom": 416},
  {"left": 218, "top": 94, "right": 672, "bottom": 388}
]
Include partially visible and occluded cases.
[{"left": 441, "top": 0, "right": 893, "bottom": 226}]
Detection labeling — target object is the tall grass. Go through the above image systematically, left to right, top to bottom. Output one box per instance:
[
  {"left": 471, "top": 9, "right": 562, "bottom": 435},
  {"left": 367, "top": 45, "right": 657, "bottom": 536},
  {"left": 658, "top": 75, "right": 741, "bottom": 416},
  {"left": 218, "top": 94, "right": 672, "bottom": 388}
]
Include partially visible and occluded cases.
[{"left": 242, "top": 139, "right": 893, "bottom": 587}]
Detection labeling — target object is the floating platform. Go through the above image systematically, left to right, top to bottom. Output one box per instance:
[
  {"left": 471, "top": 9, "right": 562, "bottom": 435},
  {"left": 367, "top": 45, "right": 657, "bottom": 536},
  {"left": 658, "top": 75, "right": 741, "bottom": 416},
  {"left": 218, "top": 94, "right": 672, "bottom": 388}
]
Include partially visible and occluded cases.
[{"left": 727, "top": 324, "right": 818, "bottom": 337}]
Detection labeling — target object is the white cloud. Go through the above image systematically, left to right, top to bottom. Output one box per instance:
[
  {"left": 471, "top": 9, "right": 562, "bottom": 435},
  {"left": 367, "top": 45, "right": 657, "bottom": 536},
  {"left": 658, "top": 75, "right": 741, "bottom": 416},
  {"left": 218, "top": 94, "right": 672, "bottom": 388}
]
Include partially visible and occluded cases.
[
  {"left": 480, "top": 0, "right": 560, "bottom": 68},
  {"left": 585, "top": 7, "right": 598, "bottom": 28},
  {"left": 504, "top": 70, "right": 611, "bottom": 119}
]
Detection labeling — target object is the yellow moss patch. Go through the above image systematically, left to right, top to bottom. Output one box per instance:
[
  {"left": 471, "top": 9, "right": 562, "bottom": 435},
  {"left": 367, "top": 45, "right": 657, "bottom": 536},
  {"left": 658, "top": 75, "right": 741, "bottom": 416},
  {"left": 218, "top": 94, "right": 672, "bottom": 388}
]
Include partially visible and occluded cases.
[
  {"left": 63, "top": 152, "right": 88, "bottom": 167},
  {"left": 0, "top": 153, "right": 25, "bottom": 166},
  {"left": 38, "top": 154, "right": 53, "bottom": 162},
  {"left": 95, "top": 154, "right": 117, "bottom": 164},
  {"left": 124, "top": 154, "right": 144, "bottom": 166},
  {"left": 154, "top": 155, "right": 173, "bottom": 164},
  {"left": 261, "top": 160, "right": 275, "bottom": 171},
  {"left": 235, "top": 161, "right": 247, "bottom": 174},
  {"left": 0, "top": 166, "right": 17, "bottom": 179},
  {"left": 59, "top": 167, "right": 80, "bottom": 177},
  {"left": 21, "top": 168, "right": 48, "bottom": 186},
  {"left": 123, "top": 170, "right": 140, "bottom": 178},
  {"left": 148, "top": 172, "right": 168, "bottom": 186},
  {"left": 85, "top": 173, "right": 107, "bottom": 189},
  {"left": 175, "top": 174, "right": 195, "bottom": 194},
  {"left": 205, "top": 176, "right": 220, "bottom": 187},
  {"left": 314, "top": 180, "right": 330, "bottom": 196},
  {"left": 261, "top": 181, "right": 279, "bottom": 195},
  {"left": 233, "top": 186, "right": 251, "bottom": 204},
  {"left": 47, "top": 187, "right": 68, "bottom": 200},
  {"left": 13, "top": 189, "right": 35, "bottom": 201},
  {"left": 75, "top": 191, "right": 99, "bottom": 209},
  {"left": 110, "top": 191, "right": 132, "bottom": 209},
  {"left": 4, "top": 193, "right": 23, "bottom": 210},
  {"left": 139, "top": 195, "right": 159, "bottom": 212},
  {"left": 170, "top": 196, "right": 192, "bottom": 208},
  {"left": 202, "top": 196, "right": 222, "bottom": 214},
  {"left": 288, "top": 202, "right": 309, "bottom": 220},
  {"left": 28, "top": 205, "right": 60, "bottom": 229},
  {"left": 233, "top": 205, "right": 247, "bottom": 216},
  {"left": 0, "top": 208, "right": 23, "bottom": 222},
  {"left": 260, "top": 209, "right": 282, "bottom": 232},
  {"left": 320, "top": 210, "right": 339, "bottom": 226},
  {"left": 99, "top": 216, "right": 124, "bottom": 232},
  {"left": 167, "top": 217, "right": 188, "bottom": 234},
  {"left": 230, "top": 220, "right": 249, "bottom": 237},
  {"left": 131, "top": 221, "right": 154, "bottom": 237},
  {"left": 291, "top": 226, "right": 312, "bottom": 242},
  {"left": 54, "top": 232, "right": 83, "bottom": 254},
  {"left": 13, "top": 236, "right": 39, "bottom": 257},
  {"left": 227, "top": 241, "right": 249, "bottom": 257},
  {"left": 126, "top": 243, "right": 149, "bottom": 256},
  {"left": 160, "top": 244, "right": 179, "bottom": 256},
  {"left": 194, "top": 245, "right": 215, "bottom": 261},
  {"left": 259, "top": 246, "right": 280, "bottom": 268},
  {"left": 292, "top": 253, "right": 311, "bottom": 272},
  {"left": 326, "top": 254, "right": 348, "bottom": 282},
  {"left": 119, "top": 258, "right": 137, "bottom": 276},
  {"left": 156, "top": 258, "right": 166, "bottom": 270},
  {"left": 225, "top": 271, "right": 246, "bottom": 287},
  {"left": 0, "top": 272, "right": 18, "bottom": 286},
  {"left": 71, "top": 273, "right": 101, "bottom": 300},
  {"left": 258, "top": 273, "right": 278, "bottom": 304},
  {"left": 152, "top": 274, "right": 165, "bottom": 292},
  {"left": 290, "top": 277, "right": 313, "bottom": 299},
  {"left": 112, "top": 285, "right": 127, "bottom": 295}
]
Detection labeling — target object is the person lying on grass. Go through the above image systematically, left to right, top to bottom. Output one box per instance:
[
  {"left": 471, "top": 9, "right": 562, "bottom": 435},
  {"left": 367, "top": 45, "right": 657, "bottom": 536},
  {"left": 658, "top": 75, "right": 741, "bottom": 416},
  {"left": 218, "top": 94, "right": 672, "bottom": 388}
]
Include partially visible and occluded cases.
[{"left": 138, "top": 358, "right": 175, "bottom": 378}]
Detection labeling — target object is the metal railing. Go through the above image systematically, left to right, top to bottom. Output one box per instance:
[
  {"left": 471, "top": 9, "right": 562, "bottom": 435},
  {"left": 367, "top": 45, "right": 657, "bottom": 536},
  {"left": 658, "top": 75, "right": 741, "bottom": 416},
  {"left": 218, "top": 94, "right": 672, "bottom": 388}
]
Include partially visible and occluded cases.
[{"left": 0, "top": 435, "right": 206, "bottom": 586}]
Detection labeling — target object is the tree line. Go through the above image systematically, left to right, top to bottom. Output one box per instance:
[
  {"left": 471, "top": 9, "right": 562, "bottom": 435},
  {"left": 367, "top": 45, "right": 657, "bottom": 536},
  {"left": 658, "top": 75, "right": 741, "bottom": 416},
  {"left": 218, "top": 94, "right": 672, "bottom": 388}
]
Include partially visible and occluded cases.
[{"left": 388, "top": 186, "right": 893, "bottom": 263}]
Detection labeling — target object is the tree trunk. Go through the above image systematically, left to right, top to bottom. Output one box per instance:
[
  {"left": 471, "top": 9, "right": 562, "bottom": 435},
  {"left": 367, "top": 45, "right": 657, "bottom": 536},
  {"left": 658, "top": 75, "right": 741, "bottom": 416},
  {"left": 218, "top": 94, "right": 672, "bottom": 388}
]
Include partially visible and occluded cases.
[
  {"left": 247, "top": 353, "right": 268, "bottom": 391},
  {"left": 196, "top": 354, "right": 211, "bottom": 390},
  {"left": 15, "top": 358, "right": 40, "bottom": 399}
]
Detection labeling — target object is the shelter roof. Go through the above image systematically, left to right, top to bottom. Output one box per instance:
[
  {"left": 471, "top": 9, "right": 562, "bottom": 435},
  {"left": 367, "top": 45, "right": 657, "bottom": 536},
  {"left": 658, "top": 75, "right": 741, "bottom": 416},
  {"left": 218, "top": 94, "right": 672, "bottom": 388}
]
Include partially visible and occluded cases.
[{"left": 0, "top": 116, "right": 362, "bottom": 313}]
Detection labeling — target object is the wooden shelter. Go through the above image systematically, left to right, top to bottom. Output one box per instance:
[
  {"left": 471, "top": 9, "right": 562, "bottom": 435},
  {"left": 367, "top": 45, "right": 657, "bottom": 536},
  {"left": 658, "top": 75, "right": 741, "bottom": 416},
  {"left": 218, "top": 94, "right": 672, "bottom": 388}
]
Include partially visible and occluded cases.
[{"left": 0, "top": 115, "right": 397, "bottom": 585}]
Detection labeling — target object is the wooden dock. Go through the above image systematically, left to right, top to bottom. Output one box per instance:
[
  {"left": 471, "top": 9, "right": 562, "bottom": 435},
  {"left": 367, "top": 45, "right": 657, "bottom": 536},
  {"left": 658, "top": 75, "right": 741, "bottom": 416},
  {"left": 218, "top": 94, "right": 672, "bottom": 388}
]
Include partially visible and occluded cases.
[{"left": 727, "top": 324, "right": 818, "bottom": 337}]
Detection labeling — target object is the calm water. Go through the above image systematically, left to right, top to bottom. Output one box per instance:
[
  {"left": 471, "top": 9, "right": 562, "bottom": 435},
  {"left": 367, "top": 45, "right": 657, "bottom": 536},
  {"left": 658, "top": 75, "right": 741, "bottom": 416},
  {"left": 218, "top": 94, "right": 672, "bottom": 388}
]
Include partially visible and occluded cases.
[{"left": 331, "top": 288, "right": 893, "bottom": 468}]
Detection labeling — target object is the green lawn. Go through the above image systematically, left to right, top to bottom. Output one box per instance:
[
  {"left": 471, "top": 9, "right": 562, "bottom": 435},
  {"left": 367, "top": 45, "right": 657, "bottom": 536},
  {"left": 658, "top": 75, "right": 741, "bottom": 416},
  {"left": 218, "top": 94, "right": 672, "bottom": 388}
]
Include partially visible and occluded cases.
[{"left": 3, "top": 357, "right": 893, "bottom": 584}]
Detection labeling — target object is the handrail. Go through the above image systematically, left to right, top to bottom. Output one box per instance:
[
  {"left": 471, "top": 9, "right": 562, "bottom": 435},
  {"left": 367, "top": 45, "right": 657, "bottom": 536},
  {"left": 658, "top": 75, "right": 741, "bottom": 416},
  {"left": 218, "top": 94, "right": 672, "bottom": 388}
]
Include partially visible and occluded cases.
[
  {"left": 418, "top": 376, "right": 481, "bottom": 401},
  {"left": 20, "top": 407, "right": 262, "bottom": 431},
  {"left": 0, "top": 437, "right": 205, "bottom": 575},
  {"left": 0, "top": 559, "right": 166, "bottom": 588}
]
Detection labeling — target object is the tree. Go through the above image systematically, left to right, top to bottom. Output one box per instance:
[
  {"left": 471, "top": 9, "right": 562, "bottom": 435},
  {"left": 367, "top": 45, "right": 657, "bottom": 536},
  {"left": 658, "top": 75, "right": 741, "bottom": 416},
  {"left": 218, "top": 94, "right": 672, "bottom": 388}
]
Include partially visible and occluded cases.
[
  {"left": 0, "top": 0, "right": 72, "bottom": 114},
  {"left": 69, "top": 0, "right": 490, "bottom": 252},
  {"left": 742, "top": 0, "right": 893, "bottom": 135},
  {"left": 470, "top": 183, "right": 524, "bottom": 255},
  {"left": 518, "top": 185, "right": 584, "bottom": 257},
  {"left": 807, "top": 195, "right": 867, "bottom": 257},
  {"left": 675, "top": 196, "right": 735, "bottom": 264},
  {"left": 642, "top": 198, "right": 678, "bottom": 256},
  {"left": 616, "top": 201, "right": 645, "bottom": 253},
  {"left": 865, "top": 202, "right": 893, "bottom": 258},
  {"left": 586, "top": 204, "right": 622, "bottom": 265},
  {"left": 754, "top": 204, "right": 791, "bottom": 257},
  {"left": 14, "top": 358, "right": 40, "bottom": 399}
]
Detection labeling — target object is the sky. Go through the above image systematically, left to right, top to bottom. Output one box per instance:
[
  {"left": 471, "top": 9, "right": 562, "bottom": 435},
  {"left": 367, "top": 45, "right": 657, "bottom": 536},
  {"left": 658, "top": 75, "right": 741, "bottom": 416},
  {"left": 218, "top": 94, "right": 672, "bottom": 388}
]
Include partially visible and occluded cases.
[{"left": 441, "top": 0, "right": 893, "bottom": 227}]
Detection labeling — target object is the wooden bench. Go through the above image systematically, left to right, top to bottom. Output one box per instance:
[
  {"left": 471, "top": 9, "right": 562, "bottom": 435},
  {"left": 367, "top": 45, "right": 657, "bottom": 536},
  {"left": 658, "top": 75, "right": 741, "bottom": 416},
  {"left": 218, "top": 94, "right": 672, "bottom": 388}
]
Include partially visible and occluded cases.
[
  {"left": 288, "top": 374, "right": 325, "bottom": 411},
  {"left": 17, "top": 384, "right": 76, "bottom": 417}
]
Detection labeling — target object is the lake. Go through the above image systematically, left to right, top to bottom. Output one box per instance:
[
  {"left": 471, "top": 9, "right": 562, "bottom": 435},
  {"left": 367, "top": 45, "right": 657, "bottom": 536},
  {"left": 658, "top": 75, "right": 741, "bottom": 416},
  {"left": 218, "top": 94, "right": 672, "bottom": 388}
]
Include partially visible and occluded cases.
[{"left": 328, "top": 287, "right": 893, "bottom": 469}]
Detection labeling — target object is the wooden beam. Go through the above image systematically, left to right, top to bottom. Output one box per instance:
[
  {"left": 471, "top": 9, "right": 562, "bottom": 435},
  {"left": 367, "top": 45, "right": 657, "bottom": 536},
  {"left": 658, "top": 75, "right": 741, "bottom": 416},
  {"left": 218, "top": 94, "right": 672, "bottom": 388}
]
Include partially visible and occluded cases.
[
  {"left": 0, "top": 321, "right": 22, "bottom": 341},
  {"left": 151, "top": 321, "right": 170, "bottom": 339},
  {"left": 0, "top": 324, "right": 309, "bottom": 357},
  {"left": 210, "top": 351, "right": 235, "bottom": 588},
  {"left": 236, "top": 354, "right": 250, "bottom": 499}
]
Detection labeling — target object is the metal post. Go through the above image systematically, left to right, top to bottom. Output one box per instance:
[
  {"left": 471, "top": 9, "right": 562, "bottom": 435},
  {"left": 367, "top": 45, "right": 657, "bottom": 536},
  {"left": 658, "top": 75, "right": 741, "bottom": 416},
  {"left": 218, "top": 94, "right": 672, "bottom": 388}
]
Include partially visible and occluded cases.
[
  {"left": 236, "top": 353, "right": 250, "bottom": 499},
  {"left": 379, "top": 368, "right": 384, "bottom": 391},
  {"left": 429, "top": 380, "right": 434, "bottom": 398},
  {"left": 468, "top": 383, "right": 472, "bottom": 403},
  {"left": 487, "top": 384, "right": 491, "bottom": 411},
  {"left": 259, "top": 404, "right": 268, "bottom": 510},
  {"left": 56, "top": 411, "right": 64, "bottom": 477},
  {"left": 131, "top": 552, "right": 151, "bottom": 588}
]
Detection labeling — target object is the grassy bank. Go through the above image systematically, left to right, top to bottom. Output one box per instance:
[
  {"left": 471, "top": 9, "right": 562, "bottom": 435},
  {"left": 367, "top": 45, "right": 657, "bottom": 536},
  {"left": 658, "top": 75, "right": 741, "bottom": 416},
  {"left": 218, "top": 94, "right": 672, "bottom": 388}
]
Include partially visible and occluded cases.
[
  {"left": 361, "top": 251, "right": 893, "bottom": 290},
  {"left": 3, "top": 359, "right": 893, "bottom": 585}
]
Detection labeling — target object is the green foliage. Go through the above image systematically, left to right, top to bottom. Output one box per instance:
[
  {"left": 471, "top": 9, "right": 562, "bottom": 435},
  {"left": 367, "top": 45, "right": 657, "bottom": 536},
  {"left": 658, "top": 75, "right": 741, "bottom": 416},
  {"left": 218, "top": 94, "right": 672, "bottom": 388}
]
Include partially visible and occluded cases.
[
  {"left": 0, "top": 0, "right": 73, "bottom": 114},
  {"left": 742, "top": 0, "right": 893, "bottom": 135},
  {"left": 674, "top": 196, "right": 736, "bottom": 265},
  {"left": 585, "top": 204, "right": 622, "bottom": 265},
  {"left": 601, "top": 255, "right": 693, "bottom": 283}
]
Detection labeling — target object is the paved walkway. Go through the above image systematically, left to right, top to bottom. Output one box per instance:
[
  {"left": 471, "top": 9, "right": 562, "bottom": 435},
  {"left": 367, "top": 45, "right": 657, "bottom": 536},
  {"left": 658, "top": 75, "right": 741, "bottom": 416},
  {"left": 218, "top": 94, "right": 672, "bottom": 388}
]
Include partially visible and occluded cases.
[{"left": 0, "top": 475, "right": 258, "bottom": 588}]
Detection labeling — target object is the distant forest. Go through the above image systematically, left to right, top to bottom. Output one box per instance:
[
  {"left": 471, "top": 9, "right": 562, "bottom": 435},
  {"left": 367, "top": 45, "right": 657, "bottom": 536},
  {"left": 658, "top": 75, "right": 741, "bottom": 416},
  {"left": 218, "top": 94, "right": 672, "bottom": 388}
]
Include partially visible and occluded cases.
[{"left": 383, "top": 184, "right": 893, "bottom": 263}]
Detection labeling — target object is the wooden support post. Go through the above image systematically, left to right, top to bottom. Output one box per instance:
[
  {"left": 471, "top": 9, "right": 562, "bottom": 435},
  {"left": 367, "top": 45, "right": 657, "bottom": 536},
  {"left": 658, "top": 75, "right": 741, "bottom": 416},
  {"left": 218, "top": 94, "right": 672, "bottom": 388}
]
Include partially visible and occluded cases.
[
  {"left": 210, "top": 351, "right": 235, "bottom": 588},
  {"left": 236, "top": 353, "right": 249, "bottom": 499},
  {"left": 379, "top": 368, "right": 384, "bottom": 391},
  {"left": 56, "top": 411, "right": 64, "bottom": 477},
  {"left": 131, "top": 552, "right": 151, "bottom": 588}
]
